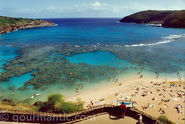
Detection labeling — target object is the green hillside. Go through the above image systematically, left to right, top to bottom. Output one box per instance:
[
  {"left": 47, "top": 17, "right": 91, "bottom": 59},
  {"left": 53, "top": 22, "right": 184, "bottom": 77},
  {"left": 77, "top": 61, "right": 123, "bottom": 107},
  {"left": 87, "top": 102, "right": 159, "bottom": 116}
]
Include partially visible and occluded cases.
[
  {"left": 120, "top": 10, "right": 185, "bottom": 28},
  {"left": 120, "top": 10, "right": 174, "bottom": 23},
  {"left": 163, "top": 10, "right": 185, "bottom": 28},
  {"left": 0, "top": 16, "right": 34, "bottom": 26},
  {"left": 0, "top": 16, "right": 54, "bottom": 34}
]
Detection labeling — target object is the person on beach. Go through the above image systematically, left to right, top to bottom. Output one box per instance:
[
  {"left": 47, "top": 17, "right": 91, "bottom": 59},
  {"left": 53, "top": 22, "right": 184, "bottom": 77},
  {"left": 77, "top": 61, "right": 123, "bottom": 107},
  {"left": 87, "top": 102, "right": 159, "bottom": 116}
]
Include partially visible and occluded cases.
[
  {"left": 76, "top": 88, "right": 79, "bottom": 93},
  {"left": 120, "top": 102, "right": 127, "bottom": 117},
  {"left": 136, "top": 114, "right": 143, "bottom": 124}
]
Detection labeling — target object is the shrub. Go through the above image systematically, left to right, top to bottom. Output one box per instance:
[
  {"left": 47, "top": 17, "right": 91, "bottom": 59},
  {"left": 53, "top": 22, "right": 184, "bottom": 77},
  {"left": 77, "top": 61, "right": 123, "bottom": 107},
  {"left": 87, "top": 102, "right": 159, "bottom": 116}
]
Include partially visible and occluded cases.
[
  {"left": 33, "top": 94, "right": 84, "bottom": 113},
  {"left": 47, "top": 94, "right": 64, "bottom": 104},
  {"left": 61, "top": 99, "right": 84, "bottom": 113},
  {"left": 157, "top": 116, "right": 175, "bottom": 124}
]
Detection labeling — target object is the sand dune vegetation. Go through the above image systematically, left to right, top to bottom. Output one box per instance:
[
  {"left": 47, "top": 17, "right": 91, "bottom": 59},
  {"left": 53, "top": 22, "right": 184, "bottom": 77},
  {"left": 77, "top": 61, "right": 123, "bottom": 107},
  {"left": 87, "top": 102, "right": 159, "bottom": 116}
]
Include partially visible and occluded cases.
[{"left": 33, "top": 94, "right": 84, "bottom": 113}]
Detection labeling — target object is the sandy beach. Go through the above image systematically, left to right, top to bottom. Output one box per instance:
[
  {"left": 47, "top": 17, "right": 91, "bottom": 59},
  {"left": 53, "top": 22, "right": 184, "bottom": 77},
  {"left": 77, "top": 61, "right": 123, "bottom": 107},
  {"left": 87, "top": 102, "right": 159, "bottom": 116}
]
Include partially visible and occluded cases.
[{"left": 67, "top": 71, "right": 185, "bottom": 124}]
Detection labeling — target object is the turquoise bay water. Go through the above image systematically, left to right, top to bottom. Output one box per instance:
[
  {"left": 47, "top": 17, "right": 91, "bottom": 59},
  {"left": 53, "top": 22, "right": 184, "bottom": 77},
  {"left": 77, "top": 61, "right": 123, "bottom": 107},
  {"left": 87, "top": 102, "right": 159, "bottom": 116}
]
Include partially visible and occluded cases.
[
  {"left": 0, "top": 46, "right": 18, "bottom": 73},
  {"left": 0, "top": 46, "right": 33, "bottom": 91},
  {"left": 66, "top": 51, "right": 132, "bottom": 68},
  {"left": 1, "top": 72, "right": 33, "bottom": 89}
]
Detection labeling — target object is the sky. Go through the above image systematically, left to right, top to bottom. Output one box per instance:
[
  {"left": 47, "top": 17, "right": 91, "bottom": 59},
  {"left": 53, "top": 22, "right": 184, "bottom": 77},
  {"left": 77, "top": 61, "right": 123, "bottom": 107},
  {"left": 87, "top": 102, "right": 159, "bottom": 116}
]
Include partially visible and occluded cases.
[{"left": 0, "top": 0, "right": 185, "bottom": 18}]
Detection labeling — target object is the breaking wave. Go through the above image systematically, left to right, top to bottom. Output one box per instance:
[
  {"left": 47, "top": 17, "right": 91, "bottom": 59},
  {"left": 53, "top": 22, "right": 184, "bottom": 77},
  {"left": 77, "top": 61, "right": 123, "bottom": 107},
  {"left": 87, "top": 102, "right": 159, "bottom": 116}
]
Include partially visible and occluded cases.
[{"left": 125, "top": 34, "right": 185, "bottom": 47}]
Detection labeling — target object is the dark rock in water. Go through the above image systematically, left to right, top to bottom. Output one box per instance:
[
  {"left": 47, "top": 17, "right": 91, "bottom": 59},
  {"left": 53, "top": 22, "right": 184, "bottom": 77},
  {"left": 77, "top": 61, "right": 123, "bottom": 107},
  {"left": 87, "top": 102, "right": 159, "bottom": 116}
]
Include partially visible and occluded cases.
[
  {"left": 120, "top": 10, "right": 185, "bottom": 28},
  {"left": 8, "top": 86, "right": 16, "bottom": 91},
  {"left": 18, "top": 86, "right": 29, "bottom": 91}
]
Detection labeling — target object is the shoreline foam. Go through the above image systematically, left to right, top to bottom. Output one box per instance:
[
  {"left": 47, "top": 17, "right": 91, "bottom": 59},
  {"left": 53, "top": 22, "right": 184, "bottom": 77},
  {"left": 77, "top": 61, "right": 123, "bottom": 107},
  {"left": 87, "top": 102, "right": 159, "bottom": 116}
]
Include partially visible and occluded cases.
[{"left": 124, "top": 34, "right": 185, "bottom": 47}]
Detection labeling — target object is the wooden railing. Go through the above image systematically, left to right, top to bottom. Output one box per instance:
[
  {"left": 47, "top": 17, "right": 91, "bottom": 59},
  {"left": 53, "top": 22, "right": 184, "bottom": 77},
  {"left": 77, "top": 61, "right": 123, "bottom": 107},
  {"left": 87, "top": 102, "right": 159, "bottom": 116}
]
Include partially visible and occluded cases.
[{"left": 0, "top": 104, "right": 160, "bottom": 124}]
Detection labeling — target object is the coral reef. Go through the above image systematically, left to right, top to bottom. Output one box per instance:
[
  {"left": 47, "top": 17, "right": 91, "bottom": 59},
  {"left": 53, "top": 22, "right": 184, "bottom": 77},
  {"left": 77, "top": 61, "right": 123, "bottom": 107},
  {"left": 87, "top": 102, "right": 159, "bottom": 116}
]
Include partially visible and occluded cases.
[{"left": 0, "top": 45, "right": 121, "bottom": 90}]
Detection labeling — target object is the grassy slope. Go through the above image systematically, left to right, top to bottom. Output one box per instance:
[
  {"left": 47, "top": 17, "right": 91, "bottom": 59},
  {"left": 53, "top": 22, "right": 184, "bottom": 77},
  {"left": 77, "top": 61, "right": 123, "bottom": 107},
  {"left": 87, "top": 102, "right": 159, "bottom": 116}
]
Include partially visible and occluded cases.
[
  {"left": 0, "top": 16, "right": 34, "bottom": 26},
  {"left": 0, "top": 101, "right": 36, "bottom": 112}
]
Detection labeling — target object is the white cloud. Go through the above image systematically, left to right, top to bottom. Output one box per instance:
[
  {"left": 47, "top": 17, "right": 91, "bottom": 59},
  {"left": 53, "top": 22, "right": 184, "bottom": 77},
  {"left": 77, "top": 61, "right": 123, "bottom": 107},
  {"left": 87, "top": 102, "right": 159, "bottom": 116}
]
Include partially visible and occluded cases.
[
  {"left": 1, "top": 0, "right": 185, "bottom": 18},
  {"left": 91, "top": 1, "right": 101, "bottom": 8},
  {"left": 2, "top": 2, "right": 129, "bottom": 18}
]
